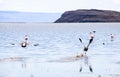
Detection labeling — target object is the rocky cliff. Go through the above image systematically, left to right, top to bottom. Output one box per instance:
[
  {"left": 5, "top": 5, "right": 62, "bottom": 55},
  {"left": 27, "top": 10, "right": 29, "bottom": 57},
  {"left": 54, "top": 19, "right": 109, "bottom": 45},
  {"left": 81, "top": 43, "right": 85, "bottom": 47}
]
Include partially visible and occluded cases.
[{"left": 55, "top": 9, "right": 120, "bottom": 23}]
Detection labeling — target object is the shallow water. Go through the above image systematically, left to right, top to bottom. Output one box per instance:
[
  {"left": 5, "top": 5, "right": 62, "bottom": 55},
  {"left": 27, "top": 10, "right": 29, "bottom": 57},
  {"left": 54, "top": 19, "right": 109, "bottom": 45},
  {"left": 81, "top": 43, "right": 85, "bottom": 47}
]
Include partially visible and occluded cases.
[{"left": 0, "top": 23, "right": 120, "bottom": 77}]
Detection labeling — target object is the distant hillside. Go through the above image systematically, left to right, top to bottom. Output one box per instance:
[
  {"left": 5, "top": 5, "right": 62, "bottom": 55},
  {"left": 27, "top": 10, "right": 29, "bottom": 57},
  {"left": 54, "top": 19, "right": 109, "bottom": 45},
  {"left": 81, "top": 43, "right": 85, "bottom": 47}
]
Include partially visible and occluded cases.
[
  {"left": 55, "top": 9, "right": 120, "bottom": 23},
  {"left": 0, "top": 11, "right": 61, "bottom": 22}
]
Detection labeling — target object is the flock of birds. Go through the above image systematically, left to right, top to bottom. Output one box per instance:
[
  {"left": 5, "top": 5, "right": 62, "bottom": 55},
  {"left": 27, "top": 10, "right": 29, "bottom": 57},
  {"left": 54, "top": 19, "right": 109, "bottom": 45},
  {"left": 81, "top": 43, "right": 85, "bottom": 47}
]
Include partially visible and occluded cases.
[
  {"left": 14, "top": 30, "right": 114, "bottom": 49},
  {"left": 9, "top": 31, "right": 115, "bottom": 76}
]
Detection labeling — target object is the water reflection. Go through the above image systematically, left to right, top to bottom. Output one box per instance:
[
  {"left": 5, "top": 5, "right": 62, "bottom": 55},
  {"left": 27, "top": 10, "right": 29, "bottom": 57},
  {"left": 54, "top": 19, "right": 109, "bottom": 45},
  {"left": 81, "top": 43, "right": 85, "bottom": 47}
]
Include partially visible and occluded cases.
[
  {"left": 79, "top": 55, "right": 93, "bottom": 72},
  {"left": 79, "top": 55, "right": 103, "bottom": 77},
  {"left": 20, "top": 63, "right": 34, "bottom": 77},
  {"left": 21, "top": 63, "right": 27, "bottom": 69},
  {"left": 30, "top": 74, "right": 34, "bottom": 77}
]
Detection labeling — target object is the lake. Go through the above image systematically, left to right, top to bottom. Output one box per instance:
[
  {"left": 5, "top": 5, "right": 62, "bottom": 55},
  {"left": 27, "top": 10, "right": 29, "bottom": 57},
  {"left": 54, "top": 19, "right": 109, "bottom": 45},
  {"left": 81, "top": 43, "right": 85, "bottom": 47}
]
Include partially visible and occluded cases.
[{"left": 0, "top": 23, "right": 120, "bottom": 77}]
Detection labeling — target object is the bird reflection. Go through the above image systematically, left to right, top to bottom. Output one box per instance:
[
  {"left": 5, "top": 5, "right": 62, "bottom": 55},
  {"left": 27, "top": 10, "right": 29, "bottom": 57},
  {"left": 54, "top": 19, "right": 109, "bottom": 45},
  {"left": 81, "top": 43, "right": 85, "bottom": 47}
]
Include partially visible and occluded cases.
[
  {"left": 79, "top": 55, "right": 93, "bottom": 72},
  {"left": 21, "top": 63, "right": 27, "bottom": 69},
  {"left": 30, "top": 74, "right": 34, "bottom": 77}
]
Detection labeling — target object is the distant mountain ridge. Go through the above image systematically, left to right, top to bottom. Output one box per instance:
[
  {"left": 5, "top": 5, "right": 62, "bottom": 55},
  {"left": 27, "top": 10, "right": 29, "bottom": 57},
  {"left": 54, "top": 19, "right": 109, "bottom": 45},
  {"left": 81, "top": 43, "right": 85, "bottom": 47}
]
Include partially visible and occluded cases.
[
  {"left": 55, "top": 9, "right": 120, "bottom": 23},
  {"left": 0, "top": 11, "right": 61, "bottom": 22}
]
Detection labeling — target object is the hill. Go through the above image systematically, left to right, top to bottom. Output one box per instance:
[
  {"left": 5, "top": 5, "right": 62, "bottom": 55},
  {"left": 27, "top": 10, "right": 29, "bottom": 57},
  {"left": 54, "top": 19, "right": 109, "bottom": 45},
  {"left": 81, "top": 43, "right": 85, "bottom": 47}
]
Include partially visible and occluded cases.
[{"left": 55, "top": 9, "right": 120, "bottom": 23}]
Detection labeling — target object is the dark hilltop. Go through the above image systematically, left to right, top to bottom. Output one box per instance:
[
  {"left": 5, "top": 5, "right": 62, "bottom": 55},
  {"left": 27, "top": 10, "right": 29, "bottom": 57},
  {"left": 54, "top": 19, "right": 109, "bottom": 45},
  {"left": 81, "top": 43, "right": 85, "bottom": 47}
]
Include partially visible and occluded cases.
[{"left": 55, "top": 9, "right": 120, "bottom": 23}]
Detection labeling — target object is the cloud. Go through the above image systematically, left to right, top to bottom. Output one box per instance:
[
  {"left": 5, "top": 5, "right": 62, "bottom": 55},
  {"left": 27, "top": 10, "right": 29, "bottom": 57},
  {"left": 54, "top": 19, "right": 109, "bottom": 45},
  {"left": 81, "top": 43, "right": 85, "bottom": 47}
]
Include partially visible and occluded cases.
[{"left": 112, "top": 0, "right": 120, "bottom": 4}]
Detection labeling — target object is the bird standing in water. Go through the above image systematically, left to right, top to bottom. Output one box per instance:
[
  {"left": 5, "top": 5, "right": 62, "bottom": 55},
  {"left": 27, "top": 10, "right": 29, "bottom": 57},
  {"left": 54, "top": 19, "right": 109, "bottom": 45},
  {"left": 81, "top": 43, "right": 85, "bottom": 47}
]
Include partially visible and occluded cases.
[
  {"left": 79, "top": 32, "right": 95, "bottom": 73},
  {"left": 110, "top": 34, "right": 114, "bottom": 41},
  {"left": 21, "top": 35, "right": 28, "bottom": 47},
  {"left": 24, "top": 35, "right": 28, "bottom": 41},
  {"left": 79, "top": 38, "right": 93, "bottom": 54}
]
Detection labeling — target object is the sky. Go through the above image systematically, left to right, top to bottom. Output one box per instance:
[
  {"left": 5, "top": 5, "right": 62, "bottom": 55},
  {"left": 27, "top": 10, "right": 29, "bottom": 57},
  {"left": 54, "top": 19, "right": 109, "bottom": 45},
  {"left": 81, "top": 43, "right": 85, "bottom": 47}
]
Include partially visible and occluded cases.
[{"left": 0, "top": 0, "right": 120, "bottom": 13}]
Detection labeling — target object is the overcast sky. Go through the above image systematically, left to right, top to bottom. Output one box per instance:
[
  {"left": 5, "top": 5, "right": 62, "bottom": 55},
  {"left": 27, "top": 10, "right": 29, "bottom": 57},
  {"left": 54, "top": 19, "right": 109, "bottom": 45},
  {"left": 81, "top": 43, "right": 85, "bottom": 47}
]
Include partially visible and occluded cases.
[{"left": 0, "top": 0, "right": 120, "bottom": 13}]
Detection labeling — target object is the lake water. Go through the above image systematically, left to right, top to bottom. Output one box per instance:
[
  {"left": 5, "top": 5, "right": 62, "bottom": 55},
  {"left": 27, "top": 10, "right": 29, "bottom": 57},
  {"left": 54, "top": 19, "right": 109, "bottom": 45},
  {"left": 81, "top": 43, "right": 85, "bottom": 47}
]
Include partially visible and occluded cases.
[{"left": 0, "top": 23, "right": 120, "bottom": 77}]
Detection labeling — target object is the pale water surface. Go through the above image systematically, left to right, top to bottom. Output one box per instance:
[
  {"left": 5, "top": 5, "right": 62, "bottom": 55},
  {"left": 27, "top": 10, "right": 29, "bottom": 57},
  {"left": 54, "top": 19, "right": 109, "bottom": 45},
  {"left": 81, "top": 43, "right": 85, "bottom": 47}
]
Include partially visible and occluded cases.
[{"left": 0, "top": 23, "right": 120, "bottom": 77}]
